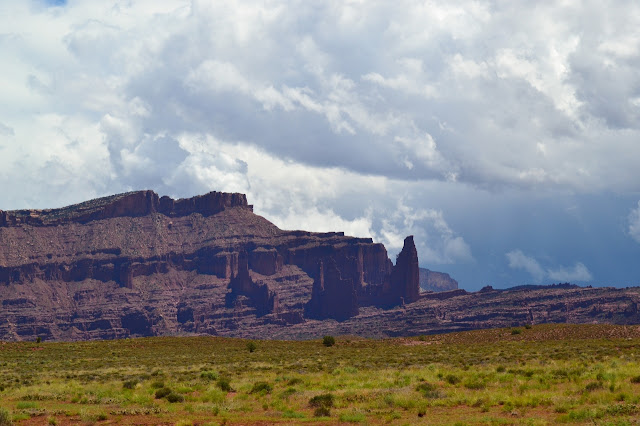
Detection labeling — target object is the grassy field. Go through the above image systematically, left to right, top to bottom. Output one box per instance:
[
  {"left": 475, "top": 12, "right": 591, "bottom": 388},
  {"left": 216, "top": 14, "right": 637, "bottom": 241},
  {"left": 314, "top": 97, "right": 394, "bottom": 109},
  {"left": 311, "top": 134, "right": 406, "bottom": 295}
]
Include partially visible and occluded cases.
[{"left": 2, "top": 324, "right": 640, "bottom": 425}]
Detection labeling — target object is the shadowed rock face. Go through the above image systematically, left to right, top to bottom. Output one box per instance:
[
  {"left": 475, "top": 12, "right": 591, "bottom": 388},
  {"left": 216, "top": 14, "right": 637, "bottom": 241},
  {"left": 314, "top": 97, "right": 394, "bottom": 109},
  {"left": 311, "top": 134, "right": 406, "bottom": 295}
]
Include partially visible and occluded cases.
[{"left": 0, "top": 190, "right": 419, "bottom": 340}]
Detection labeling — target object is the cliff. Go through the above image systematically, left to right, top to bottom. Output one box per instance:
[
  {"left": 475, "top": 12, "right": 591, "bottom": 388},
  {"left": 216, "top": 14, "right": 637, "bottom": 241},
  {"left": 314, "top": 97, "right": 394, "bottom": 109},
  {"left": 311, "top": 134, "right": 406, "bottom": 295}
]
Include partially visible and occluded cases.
[
  {"left": 0, "top": 190, "right": 419, "bottom": 340},
  {"left": 2, "top": 190, "right": 640, "bottom": 342},
  {"left": 419, "top": 268, "right": 458, "bottom": 292}
]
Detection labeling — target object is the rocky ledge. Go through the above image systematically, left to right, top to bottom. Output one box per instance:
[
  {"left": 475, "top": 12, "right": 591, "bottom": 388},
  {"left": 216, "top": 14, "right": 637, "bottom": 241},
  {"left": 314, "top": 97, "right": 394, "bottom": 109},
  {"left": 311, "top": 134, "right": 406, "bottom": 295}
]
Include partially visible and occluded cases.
[{"left": 1, "top": 190, "right": 639, "bottom": 342}]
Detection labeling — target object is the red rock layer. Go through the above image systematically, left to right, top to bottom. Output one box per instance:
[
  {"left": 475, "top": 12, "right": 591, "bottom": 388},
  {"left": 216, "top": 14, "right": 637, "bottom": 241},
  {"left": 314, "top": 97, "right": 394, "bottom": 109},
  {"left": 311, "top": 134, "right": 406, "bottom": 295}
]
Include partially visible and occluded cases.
[{"left": 0, "top": 190, "right": 420, "bottom": 340}]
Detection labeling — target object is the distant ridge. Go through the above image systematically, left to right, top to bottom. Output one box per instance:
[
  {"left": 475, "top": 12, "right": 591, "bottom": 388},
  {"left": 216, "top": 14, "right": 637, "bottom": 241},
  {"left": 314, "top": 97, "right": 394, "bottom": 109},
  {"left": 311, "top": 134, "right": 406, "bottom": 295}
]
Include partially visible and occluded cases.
[{"left": 419, "top": 267, "right": 458, "bottom": 292}]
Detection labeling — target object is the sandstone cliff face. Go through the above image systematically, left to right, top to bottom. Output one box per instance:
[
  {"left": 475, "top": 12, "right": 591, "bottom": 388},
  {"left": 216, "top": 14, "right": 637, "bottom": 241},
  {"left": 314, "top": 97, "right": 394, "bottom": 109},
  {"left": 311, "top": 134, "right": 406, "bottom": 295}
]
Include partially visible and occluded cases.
[
  {"left": 0, "top": 190, "right": 419, "bottom": 340},
  {"left": 2, "top": 190, "right": 639, "bottom": 342},
  {"left": 419, "top": 268, "right": 458, "bottom": 292}
]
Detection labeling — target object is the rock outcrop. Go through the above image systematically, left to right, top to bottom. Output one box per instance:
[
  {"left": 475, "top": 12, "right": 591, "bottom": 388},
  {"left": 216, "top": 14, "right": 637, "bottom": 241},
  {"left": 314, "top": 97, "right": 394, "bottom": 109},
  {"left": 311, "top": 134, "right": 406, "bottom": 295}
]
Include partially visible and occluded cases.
[
  {"left": 0, "top": 190, "right": 420, "bottom": 340},
  {"left": 2, "top": 190, "right": 640, "bottom": 342},
  {"left": 388, "top": 236, "right": 420, "bottom": 305},
  {"left": 305, "top": 258, "right": 359, "bottom": 321},
  {"left": 419, "top": 268, "right": 458, "bottom": 292}
]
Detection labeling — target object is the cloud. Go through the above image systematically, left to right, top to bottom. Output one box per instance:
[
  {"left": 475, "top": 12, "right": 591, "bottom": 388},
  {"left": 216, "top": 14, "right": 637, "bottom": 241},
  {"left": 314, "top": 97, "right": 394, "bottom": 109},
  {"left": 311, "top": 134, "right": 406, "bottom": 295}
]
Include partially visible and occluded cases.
[
  {"left": 2, "top": 0, "right": 640, "bottom": 289},
  {"left": 0, "top": 122, "right": 14, "bottom": 136},
  {"left": 378, "top": 200, "right": 474, "bottom": 265},
  {"left": 629, "top": 201, "right": 640, "bottom": 243},
  {"left": 506, "top": 250, "right": 593, "bottom": 283},
  {"left": 506, "top": 250, "right": 546, "bottom": 282},
  {"left": 548, "top": 263, "right": 593, "bottom": 282}
]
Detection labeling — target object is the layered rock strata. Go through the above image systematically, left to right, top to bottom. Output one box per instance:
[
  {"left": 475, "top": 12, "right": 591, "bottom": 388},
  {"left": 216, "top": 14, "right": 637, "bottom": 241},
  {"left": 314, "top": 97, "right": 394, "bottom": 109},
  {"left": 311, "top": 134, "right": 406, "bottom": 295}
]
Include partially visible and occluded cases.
[
  {"left": 0, "top": 190, "right": 419, "bottom": 340},
  {"left": 3, "top": 190, "right": 639, "bottom": 342}
]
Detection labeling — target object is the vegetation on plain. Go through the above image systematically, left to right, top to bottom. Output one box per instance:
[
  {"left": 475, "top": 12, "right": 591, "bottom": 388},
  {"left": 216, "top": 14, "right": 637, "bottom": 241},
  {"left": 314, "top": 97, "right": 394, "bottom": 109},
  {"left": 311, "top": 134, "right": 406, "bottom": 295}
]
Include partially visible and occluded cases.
[{"left": 1, "top": 324, "right": 640, "bottom": 424}]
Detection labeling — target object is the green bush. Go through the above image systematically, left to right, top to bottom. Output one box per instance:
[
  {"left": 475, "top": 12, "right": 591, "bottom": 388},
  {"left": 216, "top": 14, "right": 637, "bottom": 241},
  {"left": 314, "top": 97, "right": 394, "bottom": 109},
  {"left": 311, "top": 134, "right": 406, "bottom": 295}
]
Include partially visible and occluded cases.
[
  {"left": 511, "top": 329, "right": 522, "bottom": 335},
  {"left": 322, "top": 336, "right": 336, "bottom": 347},
  {"left": 246, "top": 341, "right": 257, "bottom": 353},
  {"left": 200, "top": 371, "right": 218, "bottom": 381},
  {"left": 445, "top": 374, "right": 460, "bottom": 385},
  {"left": 630, "top": 375, "right": 640, "bottom": 384},
  {"left": 217, "top": 377, "right": 232, "bottom": 392},
  {"left": 287, "top": 377, "right": 303, "bottom": 386},
  {"left": 122, "top": 379, "right": 138, "bottom": 389},
  {"left": 463, "top": 379, "right": 486, "bottom": 390},
  {"left": 250, "top": 381, "right": 272, "bottom": 394},
  {"left": 584, "top": 381, "right": 603, "bottom": 392},
  {"left": 416, "top": 382, "right": 440, "bottom": 398},
  {"left": 155, "top": 387, "right": 172, "bottom": 399},
  {"left": 167, "top": 392, "right": 185, "bottom": 403},
  {"left": 309, "top": 393, "right": 335, "bottom": 408},
  {"left": 16, "top": 402, "right": 36, "bottom": 409},
  {"left": 313, "top": 406, "right": 331, "bottom": 417},
  {"left": 0, "top": 408, "right": 11, "bottom": 426},
  {"left": 282, "top": 410, "right": 305, "bottom": 418},
  {"left": 339, "top": 411, "right": 366, "bottom": 422}
]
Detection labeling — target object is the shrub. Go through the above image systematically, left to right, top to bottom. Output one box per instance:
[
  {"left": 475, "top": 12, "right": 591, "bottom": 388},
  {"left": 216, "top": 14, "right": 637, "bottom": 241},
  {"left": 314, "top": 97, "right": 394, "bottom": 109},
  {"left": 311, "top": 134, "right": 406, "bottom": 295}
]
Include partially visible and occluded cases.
[
  {"left": 524, "top": 324, "right": 532, "bottom": 329},
  {"left": 511, "top": 329, "right": 522, "bottom": 335},
  {"left": 322, "top": 336, "right": 336, "bottom": 347},
  {"left": 36, "top": 337, "right": 41, "bottom": 344},
  {"left": 246, "top": 341, "right": 257, "bottom": 353},
  {"left": 200, "top": 371, "right": 217, "bottom": 381},
  {"left": 445, "top": 374, "right": 460, "bottom": 385},
  {"left": 630, "top": 375, "right": 640, "bottom": 384},
  {"left": 217, "top": 377, "right": 232, "bottom": 392},
  {"left": 287, "top": 377, "right": 303, "bottom": 386},
  {"left": 122, "top": 379, "right": 138, "bottom": 390},
  {"left": 463, "top": 379, "right": 486, "bottom": 390},
  {"left": 151, "top": 380, "right": 165, "bottom": 389},
  {"left": 250, "top": 381, "right": 272, "bottom": 394},
  {"left": 584, "top": 381, "right": 603, "bottom": 392},
  {"left": 416, "top": 382, "right": 440, "bottom": 398},
  {"left": 155, "top": 387, "right": 172, "bottom": 399},
  {"left": 279, "top": 387, "right": 297, "bottom": 400},
  {"left": 167, "top": 393, "right": 185, "bottom": 403},
  {"left": 309, "top": 393, "right": 335, "bottom": 408},
  {"left": 16, "top": 402, "right": 36, "bottom": 409},
  {"left": 314, "top": 406, "right": 331, "bottom": 417},
  {"left": 0, "top": 408, "right": 11, "bottom": 426},
  {"left": 282, "top": 410, "right": 305, "bottom": 418},
  {"left": 339, "top": 411, "right": 366, "bottom": 422}
]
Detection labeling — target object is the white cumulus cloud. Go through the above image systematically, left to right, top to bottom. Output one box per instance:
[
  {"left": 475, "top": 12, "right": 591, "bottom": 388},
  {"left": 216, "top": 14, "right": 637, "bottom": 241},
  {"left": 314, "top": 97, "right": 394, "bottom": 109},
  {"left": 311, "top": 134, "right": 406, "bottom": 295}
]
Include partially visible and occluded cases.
[
  {"left": 629, "top": 201, "right": 640, "bottom": 243},
  {"left": 506, "top": 250, "right": 593, "bottom": 283},
  {"left": 506, "top": 250, "right": 546, "bottom": 282}
]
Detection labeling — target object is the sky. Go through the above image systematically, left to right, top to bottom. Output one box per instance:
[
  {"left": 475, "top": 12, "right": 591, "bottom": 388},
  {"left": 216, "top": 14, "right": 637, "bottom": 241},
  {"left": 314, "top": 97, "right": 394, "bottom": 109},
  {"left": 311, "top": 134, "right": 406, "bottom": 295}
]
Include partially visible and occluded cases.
[{"left": 1, "top": 0, "right": 640, "bottom": 291}]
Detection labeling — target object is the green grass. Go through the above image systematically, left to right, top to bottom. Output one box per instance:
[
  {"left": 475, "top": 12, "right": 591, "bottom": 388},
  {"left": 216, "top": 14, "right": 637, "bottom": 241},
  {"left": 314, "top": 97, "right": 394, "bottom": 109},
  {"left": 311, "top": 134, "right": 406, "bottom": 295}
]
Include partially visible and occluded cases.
[{"left": 2, "top": 323, "right": 640, "bottom": 424}]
